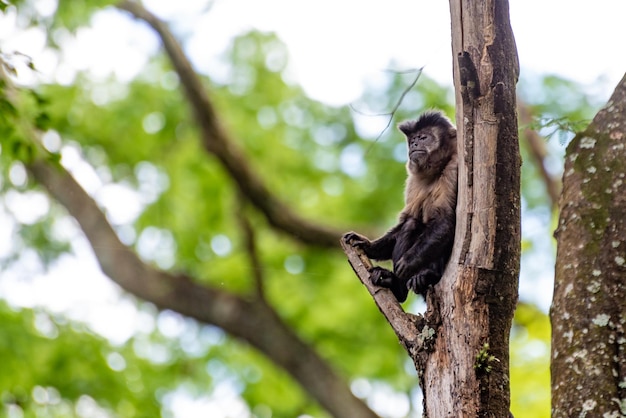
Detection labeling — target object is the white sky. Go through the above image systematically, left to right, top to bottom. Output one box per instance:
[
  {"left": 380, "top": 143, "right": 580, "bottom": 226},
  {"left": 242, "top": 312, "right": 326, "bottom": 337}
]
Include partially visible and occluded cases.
[
  {"left": 2, "top": 0, "right": 619, "bottom": 313},
  {"left": 3, "top": 0, "right": 626, "bottom": 103},
  {"left": 174, "top": 0, "right": 626, "bottom": 104},
  {"left": 1, "top": 1, "right": 626, "bottom": 416}
]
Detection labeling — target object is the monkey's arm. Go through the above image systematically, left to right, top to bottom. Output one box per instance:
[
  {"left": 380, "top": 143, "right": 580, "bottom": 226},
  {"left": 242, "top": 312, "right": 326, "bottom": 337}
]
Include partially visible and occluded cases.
[
  {"left": 394, "top": 211, "right": 455, "bottom": 278},
  {"left": 344, "top": 222, "right": 403, "bottom": 261},
  {"left": 344, "top": 230, "right": 409, "bottom": 302}
]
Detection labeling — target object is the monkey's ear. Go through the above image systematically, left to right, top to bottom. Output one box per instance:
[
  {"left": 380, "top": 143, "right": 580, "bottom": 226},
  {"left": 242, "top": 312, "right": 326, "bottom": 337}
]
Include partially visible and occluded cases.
[
  {"left": 398, "top": 120, "right": 416, "bottom": 137},
  {"left": 448, "top": 126, "right": 457, "bottom": 139}
]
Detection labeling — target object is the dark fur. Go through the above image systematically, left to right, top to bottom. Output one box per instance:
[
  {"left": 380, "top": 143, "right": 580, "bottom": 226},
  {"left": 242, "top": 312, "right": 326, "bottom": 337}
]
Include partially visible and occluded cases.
[{"left": 345, "top": 111, "right": 457, "bottom": 302}]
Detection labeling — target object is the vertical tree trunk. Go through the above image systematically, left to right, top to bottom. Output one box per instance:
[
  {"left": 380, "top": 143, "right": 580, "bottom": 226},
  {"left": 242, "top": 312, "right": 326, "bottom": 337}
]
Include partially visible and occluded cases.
[
  {"left": 424, "top": 1, "right": 520, "bottom": 416},
  {"left": 343, "top": 2, "right": 520, "bottom": 416},
  {"left": 551, "top": 73, "right": 626, "bottom": 418}
]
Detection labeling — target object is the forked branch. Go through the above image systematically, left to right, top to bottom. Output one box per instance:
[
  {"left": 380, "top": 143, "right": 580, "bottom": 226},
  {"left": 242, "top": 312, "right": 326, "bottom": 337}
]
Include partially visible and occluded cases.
[
  {"left": 116, "top": 0, "right": 342, "bottom": 248},
  {"left": 26, "top": 156, "right": 377, "bottom": 418},
  {"left": 340, "top": 235, "right": 437, "bottom": 359}
]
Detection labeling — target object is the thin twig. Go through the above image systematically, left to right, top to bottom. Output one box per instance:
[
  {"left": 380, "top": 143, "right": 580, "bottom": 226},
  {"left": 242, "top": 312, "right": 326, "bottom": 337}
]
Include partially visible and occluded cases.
[
  {"left": 350, "top": 68, "right": 423, "bottom": 153},
  {"left": 236, "top": 193, "right": 265, "bottom": 300}
]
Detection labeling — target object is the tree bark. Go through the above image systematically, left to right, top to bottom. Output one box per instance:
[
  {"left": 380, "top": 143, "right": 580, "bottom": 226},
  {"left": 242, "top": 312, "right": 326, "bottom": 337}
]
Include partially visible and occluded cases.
[
  {"left": 343, "top": 1, "right": 520, "bottom": 416},
  {"left": 420, "top": 2, "right": 520, "bottom": 416},
  {"left": 551, "top": 73, "right": 626, "bottom": 418}
]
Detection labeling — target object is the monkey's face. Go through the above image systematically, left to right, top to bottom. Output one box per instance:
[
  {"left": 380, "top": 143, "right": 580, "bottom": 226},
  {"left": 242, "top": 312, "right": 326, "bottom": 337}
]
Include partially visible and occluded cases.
[{"left": 407, "top": 127, "right": 441, "bottom": 168}]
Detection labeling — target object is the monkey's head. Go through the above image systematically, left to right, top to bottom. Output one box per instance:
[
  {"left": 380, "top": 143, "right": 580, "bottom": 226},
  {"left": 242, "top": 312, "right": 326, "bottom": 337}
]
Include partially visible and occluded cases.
[{"left": 398, "top": 111, "right": 456, "bottom": 178}]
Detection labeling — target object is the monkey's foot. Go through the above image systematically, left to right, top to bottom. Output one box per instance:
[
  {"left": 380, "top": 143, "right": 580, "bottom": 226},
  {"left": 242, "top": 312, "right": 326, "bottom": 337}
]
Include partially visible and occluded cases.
[
  {"left": 370, "top": 267, "right": 409, "bottom": 303},
  {"left": 407, "top": 269, "right": 441, "bottom": 296}
]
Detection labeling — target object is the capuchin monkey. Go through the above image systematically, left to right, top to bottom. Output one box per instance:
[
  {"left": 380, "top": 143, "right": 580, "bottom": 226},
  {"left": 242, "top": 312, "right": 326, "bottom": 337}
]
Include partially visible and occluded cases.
[{"left": 344, "top": 111, "right": 458, "bottom": 302}]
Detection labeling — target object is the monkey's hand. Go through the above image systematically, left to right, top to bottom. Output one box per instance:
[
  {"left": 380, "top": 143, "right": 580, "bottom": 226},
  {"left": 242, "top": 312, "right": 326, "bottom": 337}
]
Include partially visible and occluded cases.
[
  {"left": 343, "top": 232, "right": 371, "bottom": 249},
  {"left": 394, "top": 256, "right": 422, "bottom": 279}
]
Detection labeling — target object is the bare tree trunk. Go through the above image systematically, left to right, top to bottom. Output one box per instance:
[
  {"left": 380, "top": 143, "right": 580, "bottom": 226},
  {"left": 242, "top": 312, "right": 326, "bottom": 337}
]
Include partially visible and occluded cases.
[
  {"left": 343, "top": 1, "right": 520, "bottom": 416},
  {"left": 423, "top": 1, "right": 520, "bottom": 416},
  {"left": 551, "top": 73, "right": 626, "bottom": 418}
]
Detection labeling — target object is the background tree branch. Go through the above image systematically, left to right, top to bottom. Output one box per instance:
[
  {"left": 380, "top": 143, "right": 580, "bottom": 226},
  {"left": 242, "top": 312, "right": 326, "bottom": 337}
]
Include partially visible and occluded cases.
[
  {"left": 116, "top": 0, "right": 342, "bottom": 248},
  {"left": 518, "top": 101, "right": 560, "bottom": 209},
  {"left": 27, "top": 157, "right": 379, "bottom": 418},
  {"left": 236, "top": 194, "right": 266, "bottom": 300}
]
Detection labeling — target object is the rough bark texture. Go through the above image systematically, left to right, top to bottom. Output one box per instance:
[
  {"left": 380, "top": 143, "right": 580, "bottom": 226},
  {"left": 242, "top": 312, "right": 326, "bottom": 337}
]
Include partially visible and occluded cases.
[
  {"left": 427, "top": 1, "right": 520, "bottom": 416},
  {"left": 343, "top": 2, "right": 520, "bottom": 416},
  {"left": 552, "top": 73, "right": 626, "bottom": 418}
]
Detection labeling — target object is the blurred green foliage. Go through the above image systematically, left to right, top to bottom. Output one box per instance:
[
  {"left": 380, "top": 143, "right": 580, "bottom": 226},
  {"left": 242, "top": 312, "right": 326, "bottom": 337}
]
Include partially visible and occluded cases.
[
  {"left": 0, "top": 2, "right": 609, "bottom": 417},
  {"left": 0, "top": 301, "right": 166, "bottom": 417},
  {"left": 510, "top": 303, "right": 551, "bottom": 418}
]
